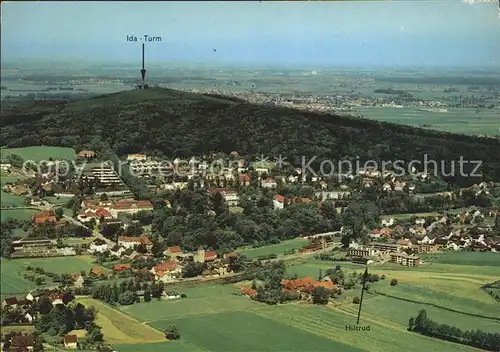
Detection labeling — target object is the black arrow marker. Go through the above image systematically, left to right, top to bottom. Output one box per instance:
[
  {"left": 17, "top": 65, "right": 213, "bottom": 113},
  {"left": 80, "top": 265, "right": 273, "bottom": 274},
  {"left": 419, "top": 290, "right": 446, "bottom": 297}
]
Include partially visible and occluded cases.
[
  {"left": 140, "top": 43, "right": 146, "bottom": 81},
  {"left": 356, "top": 266, "right": 368, "bottom": 325}
]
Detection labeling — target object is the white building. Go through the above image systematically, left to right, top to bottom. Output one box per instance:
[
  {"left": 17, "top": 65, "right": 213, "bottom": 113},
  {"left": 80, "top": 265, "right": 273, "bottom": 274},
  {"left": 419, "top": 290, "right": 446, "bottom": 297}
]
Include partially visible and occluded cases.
[
  {"left": 261, "top": 178, "right": 277, "bottom": 189},
  {"left": 273, "top": 195, "right": 285, "bottom": 210},
  {"left": 88, "top": 241, "right": 109, "bottom": 254}
]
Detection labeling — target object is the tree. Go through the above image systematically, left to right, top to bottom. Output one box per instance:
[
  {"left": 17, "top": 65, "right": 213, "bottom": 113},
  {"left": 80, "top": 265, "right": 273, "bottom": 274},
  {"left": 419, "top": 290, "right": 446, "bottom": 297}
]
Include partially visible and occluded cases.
[
  {"left": 54, "top": 207, "right": 64, "bottom": 220},
  {"left": 495, "top": 216, "right": 500, "bottom": 231},
  {"left": 124, "top": 222, "right": 142, "bottom": 236},
  {"left": 100, "top": 223, "right": 121, "bottom": 242},
  {"left": 228, "top": 254, "right": 247, "bottom": 273},
  {"left": 182, "top": 262, "right": 205, "bottom": 278},
  {"left": 390, "top": 279, "right": 398, "bottom": 286},
  {"left": 312, "top": 286, "right": 330, "bottom": 305},
  {"left": 143, "top": 289, "right": 152, "bottom": 302},
  {"left": 62, "top": 292, "right": 75, "bottom": 305},
  {"left": 118, "top": 292, "right": 136, "bottom": 306},
  {"left": 38, "top": 296, "right": 53, "bottom": 315},
  {"left": 352, "top": 296, "right": 360, "bottom": 304},
  {"left": 408, "top": 317, "right": 415, "bottom": 331},
  {"left": 164, "top": 324, "right": 180, "bottom": 340},
  {"left": 87, "top": 325, "right": 104, "bottom": 343}
]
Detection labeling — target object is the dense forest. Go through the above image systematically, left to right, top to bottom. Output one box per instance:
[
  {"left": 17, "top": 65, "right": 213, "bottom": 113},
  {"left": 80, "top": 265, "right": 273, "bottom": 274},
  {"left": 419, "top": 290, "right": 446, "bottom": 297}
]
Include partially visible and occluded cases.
[{"left": 1, "top": 88, "right": 499, "bottom": 187}]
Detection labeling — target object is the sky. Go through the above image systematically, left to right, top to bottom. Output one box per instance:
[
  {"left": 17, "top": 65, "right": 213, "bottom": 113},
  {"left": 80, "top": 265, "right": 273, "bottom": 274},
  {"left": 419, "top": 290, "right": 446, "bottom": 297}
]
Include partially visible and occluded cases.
[{"left": 1, "top": 0, "right": 499, "bottom": 68}]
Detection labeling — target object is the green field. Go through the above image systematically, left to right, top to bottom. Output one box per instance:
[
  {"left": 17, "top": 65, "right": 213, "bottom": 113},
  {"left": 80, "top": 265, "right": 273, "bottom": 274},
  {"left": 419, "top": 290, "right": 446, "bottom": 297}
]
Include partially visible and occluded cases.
[
  {"left": 352, "top": 106, "right": 500, "bottom": 136},
  {"left": 1, "top": 146, "right": 76, "bottom": 161},
  {"left": 1, "top": 176, "right": 27, "bottom": 207},
  {"left": 0, "top": 192, "right": 26, "bottom": 207},
  {"left": 45, "top": 196, "right": 72, "bottom": 205},
  {"left": 1, "top": 209, "right": 37, "bottom": 221},
  {"left": 382, "top": 212, "right": 441, "bottom": 221},
  {"left": 240, "top": 238, "right": 309, "bottom": 259},
  {"left": 420, "top": 252, "right": 500, "bottom": 266},
  {"left": 281, "top": 253, "right": 500, "bottom": 335},
  {"left": 1, "top": 255, "right": 100, "bottom": 294},
  {"left": 115, "top": 272, "right": 486, "bottom": 352},
  {"left": 77, "top": 298, "right": 165, "bottom": 345},
  {"left": 151, "top": 311, "right": 361, "bottom": 352}
]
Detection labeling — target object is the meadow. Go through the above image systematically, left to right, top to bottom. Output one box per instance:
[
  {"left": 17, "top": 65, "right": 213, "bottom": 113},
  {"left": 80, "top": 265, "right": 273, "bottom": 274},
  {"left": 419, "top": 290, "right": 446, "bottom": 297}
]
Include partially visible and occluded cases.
[
  {"left": 352, "top": 106, "right": 499, "bottom": 136},
  {"left": 0, "top": 146, "right": 76, "bottom": 162},
  {"left": 1, "top": 176, "right": 27, "bottom": 207},
  {"left": 1, "top": 209, "right": 37, "bottom": 222},
  {"left": 239, "top": 238, "right": 309, "bottom": 259},
  {"left": 420, "top": 251, "right": 500, "bottom": 266},
  {"left": 288, "top": 252, "right": 500, "bottom": 335},
  {"left": 1, "top": 255, "right": 103, "bottom": 295},
  {"left": 114, "top": 281, "right": 481, "bottom": 352},
  {"left": 77, "top": 298, "right": 165, "bottom": 346}
]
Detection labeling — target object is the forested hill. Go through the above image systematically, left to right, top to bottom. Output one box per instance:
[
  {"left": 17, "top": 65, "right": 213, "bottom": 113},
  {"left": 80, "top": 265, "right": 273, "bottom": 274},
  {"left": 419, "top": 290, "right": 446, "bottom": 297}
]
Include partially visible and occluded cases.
[{"left": 1, "top": 87, "right": 499, "bottom": 186}]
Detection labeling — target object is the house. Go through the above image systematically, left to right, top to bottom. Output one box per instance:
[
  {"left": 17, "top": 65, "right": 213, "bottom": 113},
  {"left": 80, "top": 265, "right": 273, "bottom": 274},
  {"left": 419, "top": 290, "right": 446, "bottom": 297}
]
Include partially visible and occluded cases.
[
  {"left": 77, "top": 150, "right": 96, "bottom": 158},
  {"left": 127, "top": 153, "right": 147, "bottom": 161},
  {"left": 0, "top": 163, "right": 12, "bottom": 170},
  {"left": 254, "top": 166, "right": 270, "bottom": 174},
  {"left": 238, "top": 174, "right": 251, "bottom": 186},
  {"left": 261, "top": 178, "right": 277, "bottom": 189},
  {"left": 363, "top": 178, "right": 374, "bottom": 188},
  {"left": 393, "top": 180, "right": 406, "bottom": 192},
  {"left": 210, "top": 188, "right": 239, "bottom": 206},
  {"left": 315, "top": 191, "right": 351, "bottom": 201},
  {"left": 273, "top": 195, "right": 285, "bottom": 210},
  {"left": 109, "top": 200, "right": 154, "bottom": 217},
  {"left": 77, "top": 207, "right": 113, "bottom": 223},
  {"left": 32, "top": 211, "right": 57, "bottom": 225},
  {"left": 381, "top": 218, "right": 395, "bottom": 227},
  {"left": 415, "top": 218, "right": 426, "bottom": 226},
  {"left": 368, "top": 227, "right": 392, "bottom": 239},
  {"left": 409, "top": 227, "right": 427, "bottom": 236},
  {"left": 368, "top": 228, "right": 382, "bottom": 239},
  {"left": 418, "top": 234, "right": 436, "bottom": 245},
  {"left": 117, "top": 235, "right": 153, "bottom": 251},
  {"left": 11, "top": 237, "right": 53, "bottom": 253},
  {"left": 396, "top": 239, "right": 412, "bottom": 250},
  {"left": 88, "top": 240, "right": 109, "bottom": 254},
  {"left": 371, "top": 242, "right": 398, "bottom": 252},
  {"left": 417, "top": 243, "right": 440, "bottom": 253},
  {"left": 109, "top": 246, "right": 125, "bottom": 258},
  {"left": 165, "top": 246, "right": 182, "bottom": 257},
  {"left": 194, "top": 246, "right": 217, "bottom": 263},
  {"left": 348, "top": 246, "right": 376, "bottom": 258},
  {"left": 223, "top": 252, "right": 239, "bottom": 259},
  {"left": 389, "top": 252, "right": 420, "bottom": 266},
  {"left": 151, "top": 261, "right": 181, "bottom": 283},
  {"left": 113, "top": 263, "right": 131, "bottom": 273},
  {"left": 89, "top": 266, "right": 105, "bottom": 277},
  {"left": 71, "top": 274, "right": 84, "bottom": 289},
  {"left": 280, "top": 277, "right": 337, "bottom": 295},
  {"left": 241, "top": 287, "right": 257, "bottom": 298},
  {"left": 25, "top": 292, "right": 35, "bottom": 302},
  {"left": 48, "top": 292, "right": 64, "bottom": 306},
  {"left": 2, "top": 297, "right": 19, "bottom": 309},
  {"left": 24, "top": 313, "right": 34, "bottom": 324},
  {"left": 10, "top": 334, "right": 35, "bottom": 351},
  {"left": 63, "top": 334, "right": 78, "bottom": 349}
]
